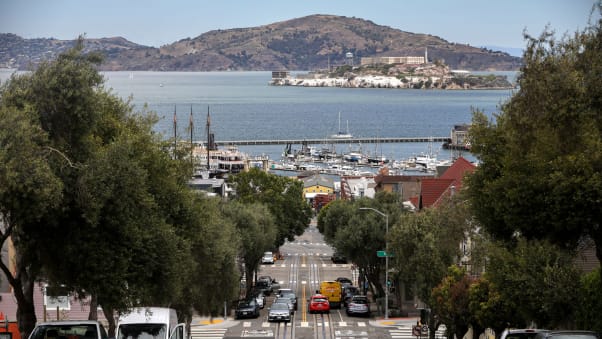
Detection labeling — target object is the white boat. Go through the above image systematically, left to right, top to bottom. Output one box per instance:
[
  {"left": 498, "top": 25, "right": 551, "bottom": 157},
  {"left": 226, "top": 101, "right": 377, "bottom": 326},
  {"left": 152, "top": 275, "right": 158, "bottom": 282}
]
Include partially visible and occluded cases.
[{"left": 331, "top": 112, "right": 353, "bottom": 139}]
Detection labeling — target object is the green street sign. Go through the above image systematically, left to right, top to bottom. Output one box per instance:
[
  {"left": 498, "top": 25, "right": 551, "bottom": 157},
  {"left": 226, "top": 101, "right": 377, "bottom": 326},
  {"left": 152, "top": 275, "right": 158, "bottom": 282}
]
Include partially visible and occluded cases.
[{"left": 377, "top": 250, "right": 393, "bottom": 257}]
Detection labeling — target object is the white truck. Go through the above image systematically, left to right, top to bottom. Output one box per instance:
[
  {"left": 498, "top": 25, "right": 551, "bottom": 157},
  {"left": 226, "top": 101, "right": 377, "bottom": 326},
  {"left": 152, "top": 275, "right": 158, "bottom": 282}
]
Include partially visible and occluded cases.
[{"left": 116, "top": 307, "right": 186, "bottom": 339}]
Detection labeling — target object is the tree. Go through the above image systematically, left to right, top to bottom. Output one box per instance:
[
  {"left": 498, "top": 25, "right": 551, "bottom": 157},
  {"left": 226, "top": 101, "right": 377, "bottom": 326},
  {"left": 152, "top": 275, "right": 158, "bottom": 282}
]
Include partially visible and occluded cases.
[
  {"left": 466, "top": 6, "right": 602, "bottom": 266},
  {"left": 0, "top": 38, "right": 211, "bottom": 338},
  {"left": 230, "top": 167, "right": 311, "bottom": 248},
  {"left": 317, "top": 192, "right": 403, "bottom": 308},
  {"left": 388, "top": 193, "right": 474, "bottom": 329},
  {"left": 222, "top": 202, "right": 277, "bottom": 293},
  {"left": 481, "top": 239, "right": 580, "bottom": 328},
  {"left": 430, "top": 266, "right": 473, "bottom": 339},
  {"left": 576, "top": 268, "right": 602, "bottom": 331}
]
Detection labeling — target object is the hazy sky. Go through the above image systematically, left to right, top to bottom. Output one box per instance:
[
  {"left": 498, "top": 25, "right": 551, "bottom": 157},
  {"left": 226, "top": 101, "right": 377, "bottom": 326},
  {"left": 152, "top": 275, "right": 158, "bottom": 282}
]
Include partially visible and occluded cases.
[{"left": 1, "top": 0, "right": 598, "bottom": 51}]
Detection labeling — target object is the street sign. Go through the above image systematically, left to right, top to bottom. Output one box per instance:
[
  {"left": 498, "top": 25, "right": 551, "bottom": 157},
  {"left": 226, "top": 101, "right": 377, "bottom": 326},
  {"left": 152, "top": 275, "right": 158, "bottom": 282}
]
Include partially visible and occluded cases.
[{"left": 377, "top": 250, "right": 394, "bottom": 257}]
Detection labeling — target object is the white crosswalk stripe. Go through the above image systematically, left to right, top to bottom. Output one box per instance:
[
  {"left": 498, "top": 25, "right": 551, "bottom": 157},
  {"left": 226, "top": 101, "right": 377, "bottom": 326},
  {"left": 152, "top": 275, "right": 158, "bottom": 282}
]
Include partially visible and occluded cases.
[
  {"left": 389, "top": 325, "right": 446, "bottom": 339},
  {"left": 189, "top": 327, "right": 227, "bottom": 339}
]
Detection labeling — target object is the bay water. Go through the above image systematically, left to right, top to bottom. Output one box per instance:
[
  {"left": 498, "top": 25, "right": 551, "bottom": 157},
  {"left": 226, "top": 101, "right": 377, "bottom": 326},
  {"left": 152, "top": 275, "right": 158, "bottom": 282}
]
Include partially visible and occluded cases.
[{"left": 1, "top": 69, "right": 516, "bottom": 163}]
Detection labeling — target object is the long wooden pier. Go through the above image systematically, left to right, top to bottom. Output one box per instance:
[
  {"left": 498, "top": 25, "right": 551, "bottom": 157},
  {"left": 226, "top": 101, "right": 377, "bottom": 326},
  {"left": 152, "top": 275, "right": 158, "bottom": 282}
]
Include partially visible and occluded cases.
[{"left": 216, "top": 136, "right": 451, "bottom": 146}]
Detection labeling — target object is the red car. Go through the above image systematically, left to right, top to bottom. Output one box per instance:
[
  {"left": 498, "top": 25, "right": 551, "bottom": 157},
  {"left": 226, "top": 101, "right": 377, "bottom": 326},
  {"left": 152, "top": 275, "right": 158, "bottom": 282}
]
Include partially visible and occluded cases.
[{"left": 308, "top": 294, "right": 330, "bottom": 314}]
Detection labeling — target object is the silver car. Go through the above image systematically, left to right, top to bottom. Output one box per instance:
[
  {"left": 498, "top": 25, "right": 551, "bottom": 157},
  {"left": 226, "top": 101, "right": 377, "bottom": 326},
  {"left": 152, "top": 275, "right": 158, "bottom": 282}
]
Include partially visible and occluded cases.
[
  {"left": 346, "top": 295, "right": 370, "bottom": 317},
  {"left": 268, "top": 302, "right": 291, "bottom": 322}
]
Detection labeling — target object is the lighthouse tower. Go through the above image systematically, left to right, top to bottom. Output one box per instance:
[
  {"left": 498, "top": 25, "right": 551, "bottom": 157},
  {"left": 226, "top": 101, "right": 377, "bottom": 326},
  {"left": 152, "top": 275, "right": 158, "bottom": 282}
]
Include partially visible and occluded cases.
[{"left": 424, "top": 47, "right": 428, "bottom": 64}]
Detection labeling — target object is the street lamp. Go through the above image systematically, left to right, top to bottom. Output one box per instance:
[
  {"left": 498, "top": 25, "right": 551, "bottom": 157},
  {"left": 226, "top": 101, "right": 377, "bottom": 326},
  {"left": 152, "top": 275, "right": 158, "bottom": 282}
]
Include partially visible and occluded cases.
[{"left": 359, "top": 207, "right": 389, "bottom": 319}]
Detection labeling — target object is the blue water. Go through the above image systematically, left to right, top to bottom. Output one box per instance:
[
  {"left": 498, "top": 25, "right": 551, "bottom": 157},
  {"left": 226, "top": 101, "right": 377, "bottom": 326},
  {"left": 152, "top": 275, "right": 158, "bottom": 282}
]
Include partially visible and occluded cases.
[{"left": 1, "top": 69, "right": 516, "bottom": 162}]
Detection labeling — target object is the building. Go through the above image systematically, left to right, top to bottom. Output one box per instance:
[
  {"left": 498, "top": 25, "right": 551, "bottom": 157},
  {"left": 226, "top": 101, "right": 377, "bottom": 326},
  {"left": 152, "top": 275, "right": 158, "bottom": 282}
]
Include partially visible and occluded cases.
[
  {"left": 360, "top": 56, "right": 425, "bottom": 66},
  {"left": 301, "top": 174, "right": 335, "bottom": 210}
]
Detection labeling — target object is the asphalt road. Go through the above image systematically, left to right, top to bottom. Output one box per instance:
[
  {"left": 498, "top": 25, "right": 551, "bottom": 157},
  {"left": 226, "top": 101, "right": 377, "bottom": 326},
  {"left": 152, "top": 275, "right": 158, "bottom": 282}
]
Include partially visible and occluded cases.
[{"left": 215, "top": 219, "right": 392, "bottom": 339}]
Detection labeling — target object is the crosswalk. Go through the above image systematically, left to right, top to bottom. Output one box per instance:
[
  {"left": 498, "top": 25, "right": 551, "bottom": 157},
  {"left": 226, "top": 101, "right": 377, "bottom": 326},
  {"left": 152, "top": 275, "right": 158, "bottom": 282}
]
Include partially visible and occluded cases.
[
  {"left": 389, "top": 325, "right": 446, "bottom": 339},
  {"left": 189, "top": 327, "right": 227, "bottom": 339}
]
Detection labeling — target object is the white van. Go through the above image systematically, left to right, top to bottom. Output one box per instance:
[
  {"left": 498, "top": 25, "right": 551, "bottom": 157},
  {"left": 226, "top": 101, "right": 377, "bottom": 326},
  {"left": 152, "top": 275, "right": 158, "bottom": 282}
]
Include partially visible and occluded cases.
[{"left": 116, "top": 307, "right": 186, "bottom": 339}]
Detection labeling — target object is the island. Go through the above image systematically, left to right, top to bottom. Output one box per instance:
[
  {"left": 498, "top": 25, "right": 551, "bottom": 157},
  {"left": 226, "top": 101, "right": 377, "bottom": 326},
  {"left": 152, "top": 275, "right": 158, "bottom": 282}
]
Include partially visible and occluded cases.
[{"left": 270, "top": 58, "right": 515, "bottom": 90}]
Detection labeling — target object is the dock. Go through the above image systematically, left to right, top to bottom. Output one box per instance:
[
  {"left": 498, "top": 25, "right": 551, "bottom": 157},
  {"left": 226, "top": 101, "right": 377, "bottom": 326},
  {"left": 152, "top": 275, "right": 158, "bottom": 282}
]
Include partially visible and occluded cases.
[{"left": 216, "top": 136, "right": 451, "bottom": 146}]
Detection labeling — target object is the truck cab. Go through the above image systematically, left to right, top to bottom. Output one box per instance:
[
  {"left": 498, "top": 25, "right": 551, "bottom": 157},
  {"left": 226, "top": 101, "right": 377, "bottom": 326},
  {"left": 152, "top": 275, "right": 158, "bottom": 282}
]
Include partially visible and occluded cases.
[{"left": 116, "top": 307, "right": 185, "bottom": 339}]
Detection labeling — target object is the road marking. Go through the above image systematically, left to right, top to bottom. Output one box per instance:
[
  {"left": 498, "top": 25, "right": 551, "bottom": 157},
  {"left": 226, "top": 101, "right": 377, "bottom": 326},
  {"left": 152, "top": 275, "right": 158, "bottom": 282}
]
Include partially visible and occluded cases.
[
  {"left": 243, "top": 321, "right": 251, "bottom": 327},
  {"left": 261, "top": 322, "right": 270, "bottom": 327},
  {"left": 300, "top": 322, "right": 309, "bottom": 327},
  {"left": 357, "top": 322, "right": 366, "bottom": 327}
]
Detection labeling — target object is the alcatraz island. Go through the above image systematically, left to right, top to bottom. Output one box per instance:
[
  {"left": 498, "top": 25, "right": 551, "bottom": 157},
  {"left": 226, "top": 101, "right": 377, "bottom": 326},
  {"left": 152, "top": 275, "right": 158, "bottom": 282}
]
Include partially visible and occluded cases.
[{"left": 270, "top": 50, "right": 515, "bottom": 90}]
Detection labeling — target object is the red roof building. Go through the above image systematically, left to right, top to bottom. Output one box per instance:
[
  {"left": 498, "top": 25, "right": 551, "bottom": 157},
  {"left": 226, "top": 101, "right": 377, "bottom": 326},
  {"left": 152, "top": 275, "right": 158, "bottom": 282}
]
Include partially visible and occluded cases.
[{"left": 417, "top": 157, "right": 476, "bottom": 209}]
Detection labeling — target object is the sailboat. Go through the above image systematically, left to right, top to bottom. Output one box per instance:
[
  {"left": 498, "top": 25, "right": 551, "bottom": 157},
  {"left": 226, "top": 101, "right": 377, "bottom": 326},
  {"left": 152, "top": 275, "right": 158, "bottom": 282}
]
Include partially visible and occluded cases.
[{"left": 330, "top": 112, "right": 353, "bottom": 139}]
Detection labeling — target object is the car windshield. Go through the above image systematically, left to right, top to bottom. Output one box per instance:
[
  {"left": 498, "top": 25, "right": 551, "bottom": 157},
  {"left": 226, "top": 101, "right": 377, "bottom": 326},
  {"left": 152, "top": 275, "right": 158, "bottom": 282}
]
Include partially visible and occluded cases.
[
  {"left": 281, "top": 292, "right": 295, "bottom": 298},
  {"left": 312, "top": 298, "right": 328, "bottom": 303},
  {"left": 351, "top": 298, "right": 367, "bottom": 304},
  {"left": 271, "top": 303, "right": 288, "bottom": 310},
  {"left": 117, "top": 324, "right": 167, "bottom": 339},
  {"left": 31, "top": 325, "right": 99, "bottom": 339},
  {"left": 550, "top": 335, "right": 597, "bottom": 339}
]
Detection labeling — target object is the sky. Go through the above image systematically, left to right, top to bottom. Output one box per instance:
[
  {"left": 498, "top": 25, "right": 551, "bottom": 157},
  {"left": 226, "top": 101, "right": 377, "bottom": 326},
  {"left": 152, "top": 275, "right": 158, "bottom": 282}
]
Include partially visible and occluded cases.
[{"left": 1, "top": 0, "right": 599, "bottom": 55}]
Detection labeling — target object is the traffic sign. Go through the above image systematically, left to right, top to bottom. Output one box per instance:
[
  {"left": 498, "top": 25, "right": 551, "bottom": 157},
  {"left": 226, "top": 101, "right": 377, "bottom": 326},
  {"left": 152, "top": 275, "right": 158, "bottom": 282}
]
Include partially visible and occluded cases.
[{"left": 377, "top": 250, "right": 393, "bottom": 257}]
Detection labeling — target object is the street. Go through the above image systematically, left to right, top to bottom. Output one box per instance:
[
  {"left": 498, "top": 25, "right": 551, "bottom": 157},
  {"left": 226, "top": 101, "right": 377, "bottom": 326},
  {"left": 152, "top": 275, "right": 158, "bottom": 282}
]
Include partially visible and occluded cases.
[{"left": 191, "top": 220, "right": 394, "bottom": 338}]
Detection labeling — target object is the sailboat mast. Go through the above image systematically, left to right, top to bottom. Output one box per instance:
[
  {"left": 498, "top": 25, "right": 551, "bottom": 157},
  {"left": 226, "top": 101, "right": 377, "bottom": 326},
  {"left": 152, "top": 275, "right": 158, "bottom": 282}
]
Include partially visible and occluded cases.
[
  {"left": 173, "top": 105, "right": 177, "bottom": 157},
  {"left": 190, "top": 105, "right": 194, "bottom": 170},
  {"left": 206, "top": 106, "right": 210, "bottom": 170}
]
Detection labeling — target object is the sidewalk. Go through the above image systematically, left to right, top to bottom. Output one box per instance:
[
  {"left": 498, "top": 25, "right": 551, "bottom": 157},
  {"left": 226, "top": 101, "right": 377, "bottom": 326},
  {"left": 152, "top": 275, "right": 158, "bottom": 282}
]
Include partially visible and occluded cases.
[
  {"left": 190, "top": 315, "right": 239, "bottom": 328},
  {"left": 369, "top": 316, "right": 420, "bottom": 328}
]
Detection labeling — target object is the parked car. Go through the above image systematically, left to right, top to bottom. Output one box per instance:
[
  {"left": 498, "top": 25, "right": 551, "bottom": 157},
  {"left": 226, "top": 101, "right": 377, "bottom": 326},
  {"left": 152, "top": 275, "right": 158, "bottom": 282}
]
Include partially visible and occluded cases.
[
  {"left": 261, "top": 251, "right": 274, "bottom": 264},
  {"left": 331, "top": 252, "right": 347, "bottom": 264},
  {"left": 336, "top": 277, "right": 353, "bottom": 290},
  {"left": 255, "top": 279, "right": 272, "bottom": 296},
  {"left": 342, "top": 286, "right": 360, "bottom": 307},
  {"left": 276, "top": 288, "right": 298, "bottom": 311},
  {"left": 250, "top": 289, "right": 266, "bottom": 309},
  {"left": 308, "top": 294, "right": 330, "bottom": 314},
  {"left": 346, "top": 295, "right": 370, "bottom": 317},
  {"left": 274, "top": 297, "right": 295, "bottom": 314},
  {"left": 235, "top": 299, "right": 260, "bottom": 319},
  {"left": 268, "top": 302, "right": 291, "bottom": 322},
  {"left": 28, "top": 321, "right": 109, "bottom": 339},
  {"left": 501, "top": 329, "right": 549, "bottom": 339},
  {"left": 534, "top": 332, "right": 598, "bottom": 339}
]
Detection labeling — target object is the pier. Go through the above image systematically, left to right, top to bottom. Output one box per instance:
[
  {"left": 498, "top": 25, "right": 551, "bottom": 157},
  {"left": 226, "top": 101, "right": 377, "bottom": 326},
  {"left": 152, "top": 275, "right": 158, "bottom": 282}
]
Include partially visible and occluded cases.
[{"left": 216, "top": 136, "right": 451, "bottom": 146}]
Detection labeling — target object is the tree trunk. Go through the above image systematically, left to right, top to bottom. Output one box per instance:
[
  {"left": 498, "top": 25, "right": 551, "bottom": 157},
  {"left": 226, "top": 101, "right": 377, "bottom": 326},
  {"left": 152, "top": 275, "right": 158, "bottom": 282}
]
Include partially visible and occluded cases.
[
  {"left": 13, "top": 269, "right": 37, "bottom": 339},
  {"left": 88, "top": 294, "right": 98, "bottom": 320},
  {"left": 101, "top": 305, "right": 116, "bottom": 338}
]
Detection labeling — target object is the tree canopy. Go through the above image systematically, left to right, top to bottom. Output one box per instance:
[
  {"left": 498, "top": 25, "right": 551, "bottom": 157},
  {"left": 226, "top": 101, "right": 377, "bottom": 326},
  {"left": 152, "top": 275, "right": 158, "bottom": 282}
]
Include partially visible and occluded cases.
[
  {"left": 466, "top": 5, "right": 602, "bottom": 263},
  {"left": 0, "top": 38, "right": 240, "bottom": 338},
  {"left": 229, "top": 167, "right": 311, "bottom": 248}
]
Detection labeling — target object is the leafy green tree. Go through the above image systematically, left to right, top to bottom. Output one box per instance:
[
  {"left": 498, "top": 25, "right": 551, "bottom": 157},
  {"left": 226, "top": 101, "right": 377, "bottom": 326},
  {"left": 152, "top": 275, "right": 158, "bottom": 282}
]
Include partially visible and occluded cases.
[
  {"left": 466, "top": 6, "right": 602, "bottom": 266},
  {"left": 0, "top": 38, "right": 217, "bottom": 338},
  {"left": 0, "top": 98, "right": 63, "bottom": 338},
  {"left": 230, "top": 167, "right": 311, "bottom": 248},
  {"left": 317, "top": 192, "right": 403, "bottom": 307},
  {"left": 388, "top": 193, "right": 473, "bottom": 328},
  {"left": 173, "top": 197, "right": 239, "bottom": 320},
  {"left": 222, "top": 202, "right": 277, "bottom": 292},
  {"left": 482, "top": 239, "right": 580, "bottom": 328},
  {"left": 430, "top": 266, "right": 473, "bottom": 339},
  {"left": 576, "top": 268, "right": 602, "bottom": 331},
  {"left": 468, "top": 277, "right": 515, "bottom": 335}
]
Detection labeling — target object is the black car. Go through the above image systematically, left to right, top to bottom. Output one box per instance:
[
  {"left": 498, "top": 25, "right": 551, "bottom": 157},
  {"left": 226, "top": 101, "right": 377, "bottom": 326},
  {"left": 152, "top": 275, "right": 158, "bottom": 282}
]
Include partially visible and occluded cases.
[
  {"left": 331, "top": 252, "right": 347, "bottom": 264},
  {"left": 255, "top": 279, "right": 272, "bottom": 296},
  {"left": 342, "top": 286, "right": 360, "bottom": 307},
  {"left": 234, "top": 299, "right": 260, "bottom": 319}
]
